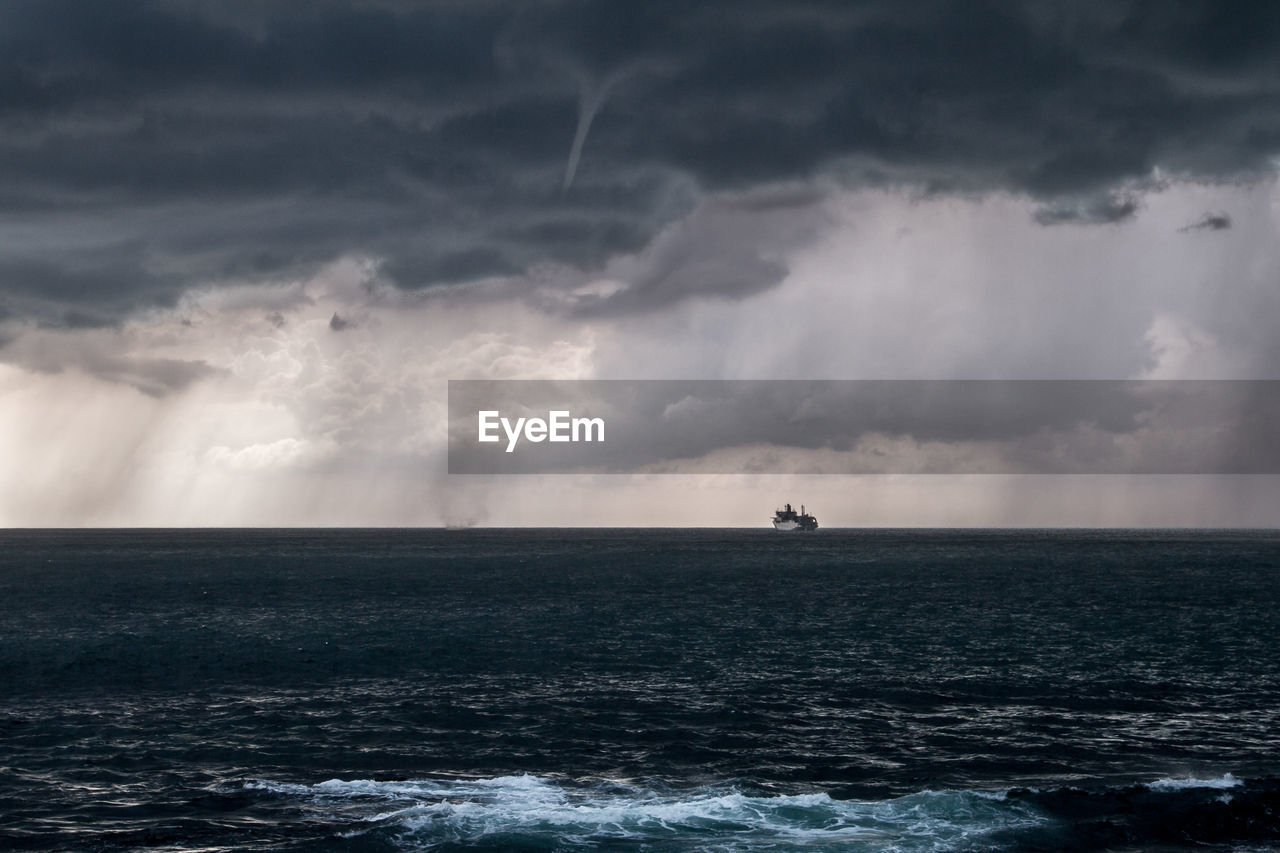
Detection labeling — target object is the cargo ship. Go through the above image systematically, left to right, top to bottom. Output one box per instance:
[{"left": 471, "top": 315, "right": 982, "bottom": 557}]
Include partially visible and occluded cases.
[{"left": 773, "top": 503, "right": 818, "bottom": 530}]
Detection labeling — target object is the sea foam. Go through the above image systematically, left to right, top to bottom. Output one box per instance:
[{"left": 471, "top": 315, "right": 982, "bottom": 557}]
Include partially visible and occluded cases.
[
  {"left": 1148, "top": 772, "right": 1243, "bottom": 792},
  {"left": 249, "top": 774, "right": 1045, "bottom": 851}
]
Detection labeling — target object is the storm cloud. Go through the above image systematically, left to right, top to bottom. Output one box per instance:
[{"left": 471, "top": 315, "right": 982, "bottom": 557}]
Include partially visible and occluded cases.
[
  {"left": 1, "top": 0, "right": 1279, "bottom": 323},
  {"left": 1181, "top": 211, "right": 1234, "bottom": 231}
]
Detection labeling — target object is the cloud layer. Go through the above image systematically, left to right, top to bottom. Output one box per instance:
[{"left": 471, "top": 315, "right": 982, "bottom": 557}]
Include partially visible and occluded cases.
[{"left": 1, "top": 0, "right": 1279, "bottom": 324}]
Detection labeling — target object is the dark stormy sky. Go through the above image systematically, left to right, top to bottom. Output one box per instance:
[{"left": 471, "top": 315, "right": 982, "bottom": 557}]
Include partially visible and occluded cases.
[{"left": 1, "top": 0, "right": 1279, "bottom": 525}]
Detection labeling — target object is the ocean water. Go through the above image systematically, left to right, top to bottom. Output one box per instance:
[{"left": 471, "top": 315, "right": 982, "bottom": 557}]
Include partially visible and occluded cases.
[{"left": 2, "top": 528, "right": 1279, "bottom": 852}]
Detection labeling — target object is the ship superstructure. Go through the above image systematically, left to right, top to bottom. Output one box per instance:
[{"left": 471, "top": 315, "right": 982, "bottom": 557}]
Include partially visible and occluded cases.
[{"left": 772, "top": 503, "right": 818, "bottom": 530}]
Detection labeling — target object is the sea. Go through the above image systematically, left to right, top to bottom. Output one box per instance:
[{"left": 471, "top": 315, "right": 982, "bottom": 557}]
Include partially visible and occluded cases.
[{"left": 2, "top": 528, "right": 1279, "bottom": 852}]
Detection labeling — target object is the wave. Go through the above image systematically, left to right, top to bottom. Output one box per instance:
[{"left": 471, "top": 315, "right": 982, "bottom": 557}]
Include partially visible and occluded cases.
[
  {"left": 1146, "top": 771, "right": 1242, "bottom": 791},
  {"left": 245, "top": 773, "right": 1280, "bottom": 851},
  {"left": 249, "top": 775, "right": 1042, "bottom": 851}
]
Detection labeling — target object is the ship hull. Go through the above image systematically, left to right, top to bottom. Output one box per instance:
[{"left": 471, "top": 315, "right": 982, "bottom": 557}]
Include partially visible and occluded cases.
[{"left": 772, "top": 519, "right": 818, "bottom": 530}]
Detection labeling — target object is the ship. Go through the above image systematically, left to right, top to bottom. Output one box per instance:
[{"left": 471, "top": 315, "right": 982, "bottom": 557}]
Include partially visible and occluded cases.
[{"left": 773, "top": 502, "right": 818, "bottom": 530}]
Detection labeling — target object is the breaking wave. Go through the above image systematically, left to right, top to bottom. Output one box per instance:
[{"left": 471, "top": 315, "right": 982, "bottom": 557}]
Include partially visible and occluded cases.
[
  {"left": 1146, "top": 771, "right": 1243, "bottom": 791},
  {"left": 243, "top": 772, "right": 1280, "bottom": 851},
  {"left": 248, "top": 774, "right": 1042, "bottom": 851}
]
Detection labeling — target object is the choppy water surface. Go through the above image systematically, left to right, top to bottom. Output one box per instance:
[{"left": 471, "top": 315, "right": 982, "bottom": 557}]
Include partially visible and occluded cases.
[{"left": 2, "top": 528, "right": 1279, "bottom": 850}]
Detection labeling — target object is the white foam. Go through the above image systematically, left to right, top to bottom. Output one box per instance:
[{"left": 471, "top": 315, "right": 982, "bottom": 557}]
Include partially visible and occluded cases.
[
  {"left": 1148, "top": 772, "right": 1242, "bottom": 792},
  {"left": 248, "top": 773, "right": 560, "bottom": 801},
  {"left": 247, "top": 775, "right": 1044, "bottom": 851}
]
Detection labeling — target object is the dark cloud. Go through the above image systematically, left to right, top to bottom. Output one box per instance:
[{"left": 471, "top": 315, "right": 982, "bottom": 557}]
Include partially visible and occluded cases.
[
  {"left": 0, "top": 0, "right": 1278, "bottom": 320},
  {"left": 567, "top": 187, "right": 832, "bottom": 316},
  {"left": 1032, "top": 192, "right": 1142, "bottom": 226},
  {"left": 1180, "top": 211, "right": 1233, "bottom": 232},
  {"left": 0, "top": 330, "right": 219, "bottom": 396},
  {"left": 90, "top": 356, "right": 219, "bottom": 397}
]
